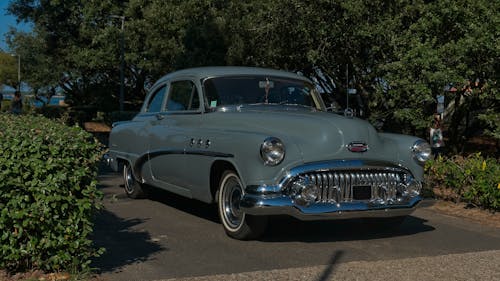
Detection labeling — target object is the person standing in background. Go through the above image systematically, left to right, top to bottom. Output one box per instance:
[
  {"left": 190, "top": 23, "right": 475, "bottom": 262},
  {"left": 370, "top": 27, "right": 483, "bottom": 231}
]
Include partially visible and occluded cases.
[
  {"left": 10, "top": 91, "right": 23, "bottom": 114},
  {"left": 430, "top": 116, "right": 445, "bottom": 159}
]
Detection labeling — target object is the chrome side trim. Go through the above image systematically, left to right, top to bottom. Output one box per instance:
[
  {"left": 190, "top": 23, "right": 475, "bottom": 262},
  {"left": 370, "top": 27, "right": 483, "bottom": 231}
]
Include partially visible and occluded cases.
[{"left": 133, "top": 149, "right": 234, "bottom": 181}]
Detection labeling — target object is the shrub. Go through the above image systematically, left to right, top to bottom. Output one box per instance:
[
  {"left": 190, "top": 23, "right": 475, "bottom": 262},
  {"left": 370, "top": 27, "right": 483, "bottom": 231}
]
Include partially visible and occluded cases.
[
  {"left": 1, "top": 100, "right": 12, "bottom": 113},
  {"left": 34, "top": 105, "right": 69, "bottom": 120},
  {"left": 0, "top": 113, "right": 104, "bottom": 273},
  {"left": 425, "top": 153, "right": 500, "bottom": 211}
]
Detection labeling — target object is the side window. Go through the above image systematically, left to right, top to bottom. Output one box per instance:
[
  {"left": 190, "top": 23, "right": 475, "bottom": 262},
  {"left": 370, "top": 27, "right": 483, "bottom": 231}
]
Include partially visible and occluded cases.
[
  {"left": 167, "top": 80, "right": 200, "bottom": 111},
  {"left": 146, "top": 85, "right": 167, "bottom": 112}
]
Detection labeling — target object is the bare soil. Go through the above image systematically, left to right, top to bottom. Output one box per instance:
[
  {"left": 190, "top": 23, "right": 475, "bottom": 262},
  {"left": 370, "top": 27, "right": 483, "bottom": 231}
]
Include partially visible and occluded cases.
[
  {"left": 83, "top": 122, "right": 111, "bottom": 133},
  {"left": 426, "top": 200, "right": 500, "bottom": 228},
  {"left": 0, "top": 271, "right": 71, "bottom": 281}
]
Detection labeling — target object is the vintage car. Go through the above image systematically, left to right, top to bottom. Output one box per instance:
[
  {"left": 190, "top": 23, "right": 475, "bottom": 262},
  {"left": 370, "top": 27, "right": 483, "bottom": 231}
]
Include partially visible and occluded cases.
[{"left": 107, "top": 66, "right": 431, "bottom": 240}]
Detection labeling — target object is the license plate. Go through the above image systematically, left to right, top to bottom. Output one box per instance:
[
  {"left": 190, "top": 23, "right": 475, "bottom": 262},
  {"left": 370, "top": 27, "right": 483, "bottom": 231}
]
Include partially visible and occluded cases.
[{"left": 353, "top": 185, "right": 371, "bottom": 200}]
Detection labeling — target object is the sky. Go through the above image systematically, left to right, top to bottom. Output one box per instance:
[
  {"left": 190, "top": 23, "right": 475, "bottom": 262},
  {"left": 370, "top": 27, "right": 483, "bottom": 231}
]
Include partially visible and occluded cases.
[
  {"left": 0, "top": 1, "right": 32, "bottom": 52},
  {"left": 0, "top": 2, "right": 32, "bottom": 92}
]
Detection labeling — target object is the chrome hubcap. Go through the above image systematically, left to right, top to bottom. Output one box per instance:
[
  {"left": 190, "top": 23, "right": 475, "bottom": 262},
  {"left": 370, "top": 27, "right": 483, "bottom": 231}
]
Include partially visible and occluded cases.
[
  {"left": 124, "top": 165, "right": 135, "bottom": 194},
  {"left": 222, "top": 176, "right": 244, "bottom": 229}
]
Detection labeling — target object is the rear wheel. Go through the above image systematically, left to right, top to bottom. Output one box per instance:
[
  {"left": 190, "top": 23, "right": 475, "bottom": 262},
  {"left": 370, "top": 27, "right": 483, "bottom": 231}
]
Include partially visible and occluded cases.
[
  {"left": 123, "top": 162, "right": 147, "bottom": 199},
  {"left": 217, "top": 171, "right": 268, "bottom": 240}
]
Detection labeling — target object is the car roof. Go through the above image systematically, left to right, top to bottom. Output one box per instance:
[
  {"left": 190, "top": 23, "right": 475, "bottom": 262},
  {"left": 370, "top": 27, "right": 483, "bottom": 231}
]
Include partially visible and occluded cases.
[{"left": 155, "top": 66, "right": 311, "bottom": 85}]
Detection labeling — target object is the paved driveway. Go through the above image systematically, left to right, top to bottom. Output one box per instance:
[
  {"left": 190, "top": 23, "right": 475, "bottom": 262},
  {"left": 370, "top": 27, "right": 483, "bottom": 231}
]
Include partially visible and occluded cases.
[{"left": 93, "top": 169, "right": 500, "bottom": 281}]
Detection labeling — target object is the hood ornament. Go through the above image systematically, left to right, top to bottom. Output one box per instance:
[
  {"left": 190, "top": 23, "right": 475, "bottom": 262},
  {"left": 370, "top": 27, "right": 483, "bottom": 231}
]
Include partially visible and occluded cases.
[{"left": 347, "top": 141, "right": 369, "bottom": 153}]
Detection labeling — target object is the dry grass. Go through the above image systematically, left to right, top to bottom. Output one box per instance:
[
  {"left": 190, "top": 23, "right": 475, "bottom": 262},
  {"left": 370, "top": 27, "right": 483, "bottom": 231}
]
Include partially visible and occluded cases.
[{"left": 428, "top": 200, "right": 500, "bottom": 228}]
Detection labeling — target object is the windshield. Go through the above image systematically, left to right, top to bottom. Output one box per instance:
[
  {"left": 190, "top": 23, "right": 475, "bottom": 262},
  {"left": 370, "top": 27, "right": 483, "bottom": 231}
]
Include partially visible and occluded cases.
[{"left": 203, "top": 76, "right": 322, "bottom": 110}]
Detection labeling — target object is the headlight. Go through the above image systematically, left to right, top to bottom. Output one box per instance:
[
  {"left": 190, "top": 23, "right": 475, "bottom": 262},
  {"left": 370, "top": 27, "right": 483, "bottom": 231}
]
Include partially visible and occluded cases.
[
  {"left": 260, "top": 137, "right": 285, "bottom": 166},
  {"left": 412, "top": 139, "right": 431, "bottom": 164}
]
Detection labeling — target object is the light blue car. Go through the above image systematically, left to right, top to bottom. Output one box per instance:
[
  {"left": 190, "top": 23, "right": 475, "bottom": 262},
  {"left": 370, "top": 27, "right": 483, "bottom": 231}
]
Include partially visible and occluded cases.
[{"left": 107, "top": 67, "right": 431, "bottom": 240}]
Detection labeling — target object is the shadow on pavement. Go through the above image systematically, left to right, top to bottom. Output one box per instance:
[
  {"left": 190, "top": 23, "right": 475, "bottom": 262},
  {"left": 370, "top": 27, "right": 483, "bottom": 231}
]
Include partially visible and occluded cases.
[
  {"left": 95, "top": 168, "right": 435, "bottom": 247},
  {"left": 134, "top": 184, "right": 436, "bottom": 243},
  {"left": 141, "top": 185, "right": 435, "bottom": 243},
  {"left": 146, "top": 186, "right": 220, "bottom": 224},
  {"left": 91, "top": 209, "right": 166, "bottom": 274},
  {"left": 261, "top": 215, "right": 435, "bottom": 243},
  {"left": 317, "top": 250, "right": 344, "bottom": 281}
]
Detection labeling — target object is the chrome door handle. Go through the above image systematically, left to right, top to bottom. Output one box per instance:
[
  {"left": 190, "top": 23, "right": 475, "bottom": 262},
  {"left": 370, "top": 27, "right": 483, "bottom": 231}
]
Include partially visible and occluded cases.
[{"left": 155, "top": 114, "right": 165, "bottom": 120}]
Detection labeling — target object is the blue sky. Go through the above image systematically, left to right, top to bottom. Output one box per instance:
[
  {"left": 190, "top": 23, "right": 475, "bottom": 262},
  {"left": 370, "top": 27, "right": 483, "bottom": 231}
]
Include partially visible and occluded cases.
[{"left": 0, "top": 1, "right": 32, "bottom": 51}]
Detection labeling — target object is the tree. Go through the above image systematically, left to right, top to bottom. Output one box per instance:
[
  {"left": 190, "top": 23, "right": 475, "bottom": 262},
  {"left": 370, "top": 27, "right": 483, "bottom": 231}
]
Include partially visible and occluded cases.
[
  {"left": 6, "top": 0, "right": 498, "bottom": 155},
  {"left": 8, "top": 0, "right": 124, "bottom": 110},
  {"left": 218, "top": 0, "right": 418, "bottom": 117},
  {"left": 378, "top": 0, "right": 499, "bottom": 151},
  {"left": 6, "top": 29, "right": 62, "bottom": 100},
  {"left": 0, "top": 51, "right": 18, "bottom": 89}
]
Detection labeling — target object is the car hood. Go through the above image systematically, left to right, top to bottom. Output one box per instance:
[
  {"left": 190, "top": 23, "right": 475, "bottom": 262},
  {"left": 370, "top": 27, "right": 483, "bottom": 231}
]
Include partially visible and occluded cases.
[{"left": 204, "top": 107, "right": 400, "bottom": 165}]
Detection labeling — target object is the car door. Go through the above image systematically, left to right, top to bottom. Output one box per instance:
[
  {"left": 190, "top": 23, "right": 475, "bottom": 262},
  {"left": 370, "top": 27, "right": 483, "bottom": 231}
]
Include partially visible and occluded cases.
[
  {"left": 148, "top": 79, "right": 202, "bottom": 198},
  {"left": 130, "top": 83, "right": 168, "bottom": 184}
]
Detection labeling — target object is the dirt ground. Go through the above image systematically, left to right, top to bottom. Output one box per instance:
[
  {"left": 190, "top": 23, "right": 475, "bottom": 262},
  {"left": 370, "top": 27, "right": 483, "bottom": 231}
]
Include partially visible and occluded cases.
[
  {"left": 426, "top": 200, "right": 500, "bottom": 228},
  {"left": 0, "top": 271, "right": 73, "bottom": 281}
]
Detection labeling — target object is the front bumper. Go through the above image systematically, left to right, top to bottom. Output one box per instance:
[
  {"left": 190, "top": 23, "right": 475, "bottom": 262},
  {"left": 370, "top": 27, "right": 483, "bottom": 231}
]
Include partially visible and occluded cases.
[
  {"left": 240, "top": 159, "right": 423, "bottom": 220},
  {"left": 240, "top": 193, "right": 421, "bottom": 220}
]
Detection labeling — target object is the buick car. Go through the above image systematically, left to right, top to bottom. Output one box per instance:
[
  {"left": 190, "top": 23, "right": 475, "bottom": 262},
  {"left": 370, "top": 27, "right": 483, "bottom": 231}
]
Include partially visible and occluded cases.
[{"left": 107, "top": 67, "right": 431, "bottom": 240}]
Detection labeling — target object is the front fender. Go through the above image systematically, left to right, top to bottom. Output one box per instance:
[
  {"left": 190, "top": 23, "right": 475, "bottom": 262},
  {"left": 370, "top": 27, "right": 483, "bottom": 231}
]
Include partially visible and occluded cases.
[
  {"left": 204, "top": 130, "right": 304, "bottom": 188},
  {"left": 379, "top": 133, "right": 426, "bottom": 181}
]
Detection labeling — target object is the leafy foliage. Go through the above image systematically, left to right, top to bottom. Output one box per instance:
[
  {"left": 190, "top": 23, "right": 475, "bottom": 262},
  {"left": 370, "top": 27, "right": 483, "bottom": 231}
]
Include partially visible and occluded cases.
[
  {"left": 5, "top": 0, "right": 500, "bottom": 150},
  {"left": 379, "top": 0, "right": 499, "bottom": 147},
  {"left": 6, "top": 30, "right": 62, "bottom": 98},
  {"left": 0, "top": 52, "right": 18, "bottom": 89},
  {"left": 0, "top": 114, "right": 104, "bottom": 273},
  {"left": 425, "top": 154, "right": 500, "bottom": 211}
]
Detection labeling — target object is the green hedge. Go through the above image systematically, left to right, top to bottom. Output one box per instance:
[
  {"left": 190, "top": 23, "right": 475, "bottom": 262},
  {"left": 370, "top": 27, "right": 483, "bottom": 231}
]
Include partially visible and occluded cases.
[
  {"left": 1, "top": 100, "right": 12, "bottom": 113},
  {"left": 0, "top": 114, "right": 104, "bottom": 273},
  {"left": 425, "top": 153, "right": 500, "bottom": 211}
]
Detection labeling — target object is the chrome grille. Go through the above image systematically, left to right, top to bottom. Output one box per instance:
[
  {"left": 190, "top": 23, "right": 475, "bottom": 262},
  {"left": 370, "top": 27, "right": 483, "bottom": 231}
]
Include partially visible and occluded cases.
[{"left": 303, "top": 171, "right": 405, "bottom": 203}]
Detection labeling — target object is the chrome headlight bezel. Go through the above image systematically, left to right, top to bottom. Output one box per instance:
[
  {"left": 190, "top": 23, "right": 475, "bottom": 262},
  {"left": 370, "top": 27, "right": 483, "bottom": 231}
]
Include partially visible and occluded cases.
[
  {"left": 260, "top": 137, "right": 286, "bottom": 166},
  {"left": 412, "top": 139, "right": 431, "bottom": 165}
]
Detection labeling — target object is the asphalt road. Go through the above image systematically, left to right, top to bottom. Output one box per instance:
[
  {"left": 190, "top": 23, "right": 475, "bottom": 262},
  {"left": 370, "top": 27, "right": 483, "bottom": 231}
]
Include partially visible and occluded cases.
[{"left": 93, "top": 169, "right": 500, "bottom": 281}]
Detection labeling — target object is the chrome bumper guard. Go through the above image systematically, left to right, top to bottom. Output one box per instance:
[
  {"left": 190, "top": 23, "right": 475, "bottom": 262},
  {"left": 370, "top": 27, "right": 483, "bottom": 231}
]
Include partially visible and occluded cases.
[
  {"left": 240, "top": 159, "right": 422, "bottom": 220},
  {"left": 240, "top": 193, "right": 421, "bottom": 220}
]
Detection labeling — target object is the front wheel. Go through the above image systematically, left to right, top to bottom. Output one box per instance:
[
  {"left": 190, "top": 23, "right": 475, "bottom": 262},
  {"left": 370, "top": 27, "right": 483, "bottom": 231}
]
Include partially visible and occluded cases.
[
  {"left": 123, "top": 162, "right": 147, "bottom": 199},
  {"left": 217, "top": 171, "right": 268, "bottom": 240}
]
